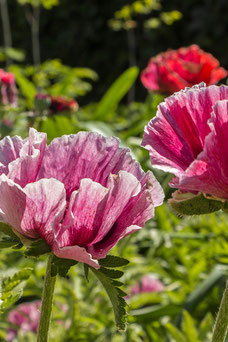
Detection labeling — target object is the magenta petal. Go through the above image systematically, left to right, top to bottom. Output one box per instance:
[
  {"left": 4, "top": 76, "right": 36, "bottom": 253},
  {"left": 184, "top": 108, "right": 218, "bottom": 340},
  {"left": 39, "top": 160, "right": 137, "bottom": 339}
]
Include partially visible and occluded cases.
[
  {"left": 142, "top": 84, "right": 228, "bottom": 176},
  {"left": 177, "top": 100, "right": 228, "bottom": 199},
  {"left": 7, "top": 128, "right": 47, "bottom": 187},
  {"left": 38, "top": 132, "right": 144, "bottom": 196},
  {"left": 0, "top": 135, "right": 24, "bottom": 174},
  {"left": 90, "top": 170, "right": 141, "bottom": 246},
  {"left": 0, "top": 174, "right": 29, "bottom": 237},
  {"left": 0, "top": 175, "right": 66, "bottom": 241},
  {"left": 23, "top": 178, "right": 66, "bottom": 244},
  {"left": 58, "top": 178, "right": 108, "bottom": 246},
  {"left": 52, "top": 242, "right": 100, "bottom": 269}
]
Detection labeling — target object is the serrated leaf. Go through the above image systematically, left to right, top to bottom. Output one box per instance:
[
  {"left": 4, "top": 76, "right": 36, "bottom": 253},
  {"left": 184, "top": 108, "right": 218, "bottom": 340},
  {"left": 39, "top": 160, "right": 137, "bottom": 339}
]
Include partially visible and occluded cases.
[
  {"left": 24, "top": 239, "right": 51, "bottom": 257},
  {"left": 51, "top": 255, "right": 78, "bottom": 277},
  {"left": 99, "top": 255, "right": 129, "bottom": 268},
  {"left": 90, "top": 267, "right": 127, "bottom": 331},
  {"left": 100, "top": 267, "right": 124, "bottom": 279},
  {"left": 1, "top": 268, "right": 33, "bottom": 311},
  {"left": 2, "top": 268, "right": 33, "bottom": 292},
  {"left": 111, "top": 280, "right": 124, "bottom": 287},
  {"left": 181, "top": 310, "right": 199, "bottom": 342},
  {"left": 165, "top": 322, "right": 186, "bottom": 342}
]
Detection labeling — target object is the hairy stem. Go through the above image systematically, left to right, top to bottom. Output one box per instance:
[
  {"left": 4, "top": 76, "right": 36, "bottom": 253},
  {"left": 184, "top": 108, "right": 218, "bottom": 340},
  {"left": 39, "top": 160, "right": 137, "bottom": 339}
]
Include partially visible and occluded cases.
[
  {"left": 37, "top": 254, "right": 56, "bottom": 342},
  {"left": 211, "top": 280, "right": 228, "bottom": 342}
]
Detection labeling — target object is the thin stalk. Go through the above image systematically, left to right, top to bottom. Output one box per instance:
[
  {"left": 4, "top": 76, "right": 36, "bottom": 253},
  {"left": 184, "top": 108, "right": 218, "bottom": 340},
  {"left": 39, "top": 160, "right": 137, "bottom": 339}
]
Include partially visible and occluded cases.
[
  {"left": 0, "top": 0, "right": 12, "bottom": 65},
  {"left": 31, "top": 5, "right": 41, "bottom": 66},
  {"left": 37, "top": 254, "right": 56, "bottom": 342},
  {"left": 211, "top": 280, "right": 228, "bottom": 342}
]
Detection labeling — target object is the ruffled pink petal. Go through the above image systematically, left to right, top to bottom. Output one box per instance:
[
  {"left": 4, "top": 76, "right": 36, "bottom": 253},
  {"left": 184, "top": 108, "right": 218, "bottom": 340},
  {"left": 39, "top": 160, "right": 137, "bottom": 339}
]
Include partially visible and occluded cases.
[
  {"left": 142, "top": 84, "right": 228, "bottom": 176},
  {"left": 175, "top": 100, "right": 228, "bottom": 199},
  {"left": 7, "top": 128, "right": 47, "bottom": 187},
  {"left": 38, "top": 132, "right": 144, "bottom": 197},
  {"left": 0, "top": 135, "right": 24, "bottom": 174},
  {"left": 88, "top": 171, "right": 164, "bottom": 259},
  {"left": 90, "top": 171, "right": 141, "bottom": 246},
  {"left": 0, "top": 175, "right": 66, "bottom": 241},
  {"left": 23, "top": 178, "right": 66, "bottom": 244},
  {"left": 58, "top": 178, "right": 108, "bottom": 246},
  {"left": 52, "top": 242, "right": 100, "bottom": 269}
]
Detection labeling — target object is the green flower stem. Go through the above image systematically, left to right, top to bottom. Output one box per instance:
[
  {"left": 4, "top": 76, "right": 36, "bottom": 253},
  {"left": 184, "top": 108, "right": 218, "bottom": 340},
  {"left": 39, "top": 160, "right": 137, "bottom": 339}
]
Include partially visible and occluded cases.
[
  {"left": 37, "top": 253, "right": 56, "bottom": 342},
  {"left": 212, "top": 280, "right": 228, "bottom": 342}
]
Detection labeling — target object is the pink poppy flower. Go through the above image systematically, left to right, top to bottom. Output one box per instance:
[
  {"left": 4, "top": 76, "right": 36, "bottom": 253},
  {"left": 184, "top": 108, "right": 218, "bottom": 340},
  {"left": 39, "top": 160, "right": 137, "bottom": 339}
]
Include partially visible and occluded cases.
[
  {"left": 141, "top": 45, "right": 227, "bottom": 94},
  {"left": 0, "top": 69, "right": 17, "bottom": 106},
  {"left": 142, "top": 83, "right": 228, "bottom": 200},
  {"left": 0, "top": 129, "right": 164, "bottom": 268},
  {"left": 130, "top": 275, "right": 164, "bottom": 296},
  {"left": 7, "top": 301, "right": 41, "bottom": 341}
]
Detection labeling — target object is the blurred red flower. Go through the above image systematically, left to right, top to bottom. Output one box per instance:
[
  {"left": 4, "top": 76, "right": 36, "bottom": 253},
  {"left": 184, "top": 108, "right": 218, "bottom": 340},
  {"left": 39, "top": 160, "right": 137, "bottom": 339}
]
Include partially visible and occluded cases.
[
  {"left": 141, "top": 45, "right": 227, "bottom": 94},
  {"left": 0, "top": 69, "right": 17, "bottom": 106},
  {"left": 35, "top": 93, "right": 78, "bottom": 114}
]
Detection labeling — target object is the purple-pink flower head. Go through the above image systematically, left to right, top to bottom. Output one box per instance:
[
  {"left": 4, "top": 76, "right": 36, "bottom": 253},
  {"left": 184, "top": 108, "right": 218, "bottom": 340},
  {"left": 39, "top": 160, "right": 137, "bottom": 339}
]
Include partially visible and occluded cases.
[
  {"left": 142, "top": 83, "right": 228, "bottom": 201},
  {"left": 0, "top": 129, "right": 164, "bottom": 268},
  {"left": 130, "top": 275, "right": 164, "bottom": 296},
  {"left": 7, "top": 301, "right": 41, "bottom": 341}
]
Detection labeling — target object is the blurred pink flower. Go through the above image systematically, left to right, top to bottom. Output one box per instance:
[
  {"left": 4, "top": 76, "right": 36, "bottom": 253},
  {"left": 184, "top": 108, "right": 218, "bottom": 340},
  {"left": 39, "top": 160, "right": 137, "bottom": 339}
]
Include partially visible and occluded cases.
[
  {"left": 141, "top": 45, "right": 227, "bottom": 94},
  {"left": 0, "top": 69, "right": 17, "bottom": 106},
  {"left": 142, "top": 83, "right": 228, "bottom": 199},
  {"left": 0, "top": 129, "right": 164, "bottom": 268},
  {"left": 130, "top": 275, "right": 164, "bottom": 296},
  {"left": 7, "top": 301, "right": 41, "bottom": 341}
]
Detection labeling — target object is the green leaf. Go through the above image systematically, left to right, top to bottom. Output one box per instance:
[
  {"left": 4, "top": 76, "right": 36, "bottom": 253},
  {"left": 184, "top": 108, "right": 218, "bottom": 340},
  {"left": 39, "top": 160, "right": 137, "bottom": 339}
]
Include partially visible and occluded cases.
[
  {"left": 9, "top": 65, "right": 36, "bottom": 108},
  {"left": 94, "top": 66, "right": 139, "bottom": 120},
  {"left": 39, "top": 115, "right": 79, "bottom": 142},
  {"left": 169, "top": 191, "right": 223, "bottom": 216},
  {"left": 0, "top": 222, "right": 20, "bottom": 239},
  {"left": 0, "top": 237, "right": 22, "bottom": 249},
  {"left": 24, "top": 239, "right": 51, "bottom": 257},
  {"left": 51, "top": 255, "right": 78, "bottom": 277},
  {"left": 99, "top": 255, "right": 129, "bottom": 268},
  {"left": 84, "top": 264, "right": 89, "bottom": 282},
  {"left": 184, "top": 266, "right": 225, "bottom": 312},
  {"left": 90, "top": 267, "right": 127, "bottom": 331},
  {"left": 100, "top": 267, "right": 124, "bottom": 279},
  {"left": 1, "top": 268, "right": 33, "bottom": 311},
  {"left": 130, "top": 304, "right": 181, "bottom": 323},
  {"left": 181, "top": 310, "right": 199, "bottom": 342},
  {"left": 198, "top": 313, "right": 213, "bottom": 340},
  {"left": 165, "top": 322, "right": 186, "bottom": 342}
]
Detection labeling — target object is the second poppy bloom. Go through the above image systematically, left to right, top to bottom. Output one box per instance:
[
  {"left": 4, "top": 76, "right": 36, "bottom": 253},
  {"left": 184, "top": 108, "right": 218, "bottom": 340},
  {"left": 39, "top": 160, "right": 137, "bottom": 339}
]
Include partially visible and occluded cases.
[{"left": 141, "top": 45, "right": 227, "bottom": 94}]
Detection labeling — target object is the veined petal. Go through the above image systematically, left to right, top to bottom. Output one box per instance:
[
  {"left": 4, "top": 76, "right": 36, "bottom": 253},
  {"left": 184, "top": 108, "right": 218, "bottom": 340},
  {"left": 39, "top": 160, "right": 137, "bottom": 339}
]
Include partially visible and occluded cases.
[
  {"left": 142, "top": 84, "right": 228, "bottom": 176},
  {"left": 176, "top": 100, "right": 228, "bottom": 199},
  {"left": 7, "top": 128, "right": 47, "bottom": 187},
  {"left": 38, "top": 131, "right": 144, "bottom": 196},
  {"left": 0, "top": 135, "right": 24, "bottom": 174},
  {"left": 90, "top": 170, "right": 141, "bottom": 245},
  {"left": 0, "top": 175, "right": 66, "bottom": 241},
  {"left": 89, "top": 175, "right": 162, "bottom": 259},
  {"left": 58, "top": 179, "right": 108, "bottom": 247},
  {"left": 52, "top": 242, "right": 100, "bottom": 269}
]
